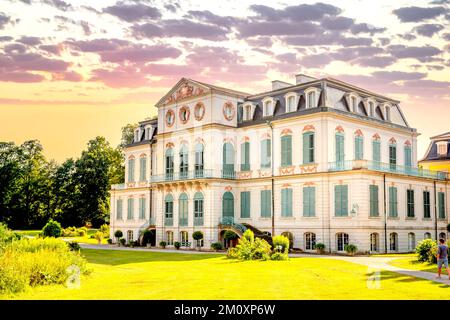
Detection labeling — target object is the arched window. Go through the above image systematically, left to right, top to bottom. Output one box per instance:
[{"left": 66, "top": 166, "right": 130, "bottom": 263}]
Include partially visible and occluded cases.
[
  {"left": 307, "top": 91, "right": 316, "bottom": 109},
  {"left": 351, "top": 96, "right": 357, "bottom": 112},
  {"left": 263, "top": 100, "right": 273, "bottom": 117},
  {"left": 368, "top": 101, "right": 375, "bottom": 117},
  {"left": 385, "top": 105, "right": 391, "bottom": 122},
  {"left": 375, "top": 106, "right": 385, "bottom": 120},
  {"left": 303, "top": 131, "right": 315, "bottom": 164},
  {"left": 335, "top": 132, "right": 345, "bottom": 169},
  {"left": 280, "top": 135, "right": 292, "bottom": 167},
  {"left": 260, "top": 138, "right": 271, "bottom": 169},
  {"left": 240, "top": 141, "right": 250, "bottom": 171},
  {"left": 194, "top": 143, "right": 204, "bottom": 177},
  {"left": 222, "top": 143, "right": 235, "bottom": 178},
  {"left": 179, "top": 145, "right": 189, "bottom": 179},
  {"left": 165, "top": 148, "right": 174, "bottom": 180},
  {"left": 139, "top": 155, "right": 147, "bottom": 182},
  {"left": 128, "top": 157, "right": 135, "bottom": 182},
  {"left": 222, "top": 191, "right": 234, "bottom": 219},
  {"left": 194, "top": 192, "right": 204, "bottom": 226},
  {"left": 179, "top": 193, "right": 188, "bottom": 226},
  {"left": 164, "top": 194, "right": 174, "bottom": 226},
  {"left": 127, "top": 230, "right": 134, "bottom": 243},
  {"left": 166, "top": 231, "right": 174, "bottom": 246},
  {"left": 180, "top": 231, "right": 189, "bottom": 246},
  {"left": 305, "top": 232, "right": 316, "bottom": 250},
  {"left": 390, "top": 232, "right": 398, "bottom": 252},
  {"left": 424, "top": 232, "right": 431, "bottom": 239},
  {"left": 440, "top": 232, "right": 447, "bottom": 240},
  {"left": 336, "top": 233, "right": 349, "bottom": 251},
  {"left": 370, "top": 233, "right": 379, "bottom": 252},
  {"left": 408, "top": 233, "right": 416, "bottom": 252}
]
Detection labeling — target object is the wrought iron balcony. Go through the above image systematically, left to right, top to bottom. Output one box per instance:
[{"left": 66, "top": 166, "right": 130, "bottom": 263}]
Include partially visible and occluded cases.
[
  {"left": 151, "top": 169, "right": 236, "bottom": 183},
  {"left": 111, "top": 183, "right": 126, "bottom": 190},
  {"left": 219, "top": 216, "right": 247, "bottom": 234}
]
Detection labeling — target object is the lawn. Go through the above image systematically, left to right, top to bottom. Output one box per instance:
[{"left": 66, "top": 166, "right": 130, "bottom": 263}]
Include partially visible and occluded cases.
[
  {"left": 15, "top": 229, "right": 109, "bottom": 244},
  {"left": 7, "top": 249, "right": 450, "bottom": 300},
  {"left": 389, "top": 256, "right": 440, "bottom": 274}
]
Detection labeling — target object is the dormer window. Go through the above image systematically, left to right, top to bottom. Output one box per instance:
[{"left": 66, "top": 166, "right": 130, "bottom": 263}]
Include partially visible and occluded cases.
[
  {"left": 305, "top": 87, "right": 321, "bottom": 109},
  {"left": 284, "top": 92, "right": 298, "bottom": 113},
  {"left": 351, "top": 96, "right": 357, "bottom": 112},
  {"left": 262, "top": 97, "right": 275, "bottom": 117},
  {"left": 363, "top": 97, "right": 377, "bottom": 118},
  {"left": 369, "top": 101, "right": 374, "bottom": 117},
  {"left": 242, "top": 102, "right": 256, "bottom": 121},
  {"left": 385, "top": 104, "right": 391, "bottom": 122},
  {"left": 144, "top": 126, "right": 152, "bottom": 140},
  {"left": 134, "top": 129, "right": 140, "bottom": 142},
  {"left": 437, "top": 141, "right": 448, "bottom": 157}
]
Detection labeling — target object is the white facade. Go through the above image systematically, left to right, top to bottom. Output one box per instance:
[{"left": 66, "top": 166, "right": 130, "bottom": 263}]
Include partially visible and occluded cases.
[{"left": 110, "top": 77, "right": 449, "bottom": 253}]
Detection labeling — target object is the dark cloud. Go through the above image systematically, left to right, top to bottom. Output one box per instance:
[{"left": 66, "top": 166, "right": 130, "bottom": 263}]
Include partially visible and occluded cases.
[
  {"left": 42, "top": 0, "right": 72, "bottom": 11},
  {"left": 103, "top": 2, "right": 161, "bottom": 22},
  {"left": 249, "top": 3, "right": 341, "bottom": 21},
  {"left": 164, "top": 4, "right": 179, "bottom": 13},
  {"left": 392, "top": 6, "right": 447, "bottom": 22},
  {"left": 186, "top": 10, "right": 237, "bottom": 28},
  {"left": 0, "top": 12, "right": 11, "bottom": 29},
  {"left": 321, "top": 16, "right": 354, "bottom": 30},
  {"left": 132, "top": 19, "right": 229, "bottom": 40},
  {"left": 239, "top": 21, "right": 321, "bottom": 37},
  {"left": 350, "top": 23, "right": 386, "bottom": 35},
  {"left": 413, "top": 23, "right": 444, "bottom": 37},
  {"left": 284, "top": 33, "right": 372, "bottom": 47},
  {"left": 443, "top": 33, "right": 450, "bottom": 41},
  {"left": 0, "top": 36, "right": 13, "bottom": 42},
  {"left": 17, "top": 36, "right": 41, "bottom": 46},
  {"left": 246, "top": 36, "right": 273, "bottom": 47},
  {"left": 65, "top": 38, "right": 128, "bottom": 52},
  {"left": 4, "top": 43, "right": 28, "bottom": 54},
  {"left": 39, "top": 44, "right": 61, "bottom": 55},
  {"left": 388, "top": 45, "right": 442, "bottom": 62},
  {"left": 352, "top": 56, "right": 396, "bottom": 68},
  {"left": 0, "top": 71, "right": 44, "bottom": 83},
  {"left": 371, "top": 71, "right": 426, "bottom": 81}
]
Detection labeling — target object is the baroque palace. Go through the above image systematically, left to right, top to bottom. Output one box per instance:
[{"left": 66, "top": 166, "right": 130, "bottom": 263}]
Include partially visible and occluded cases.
[{"left": 110, "top": 74, "right": 449, "bottom": 253}]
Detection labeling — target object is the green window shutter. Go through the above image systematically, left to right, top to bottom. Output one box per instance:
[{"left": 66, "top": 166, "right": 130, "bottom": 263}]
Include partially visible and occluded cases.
[
  {"left": 303, "top": 132, "right": 315, "bottom": 164},
  {"left": 335, "top": 134, "right": 345, "bottom": 165},
  {"left": 281, "top": 136, "right": 292, "bottom": 167},
  {"left": 355, "top": 136, "right": 363, "bottom": 160},
  {"left": 261, "top": 139, "right": 272, "bottom": 169},
  {"left": 372, "top": 140, "right": 381, "bottom": 163},
  {"left": 240, "top": 142, "right": 250, "bottom": 171},
  {"left": 389, "top": 145, "right": 397, "bottom": 168},
  {"left": 404, "top": 146, "right": 412, "bottom": 167},
  {"left": 139, "top": 157, "right": 146, "bottom": 181},
  {"left": 128, "top": 159, "right": 135, "bottom": 182},
  {"left": 335, "top": 185, "right": 342, "bottom": 216},
  {"left": 341, "top": 185, "right": 348, "bottom": 216},
  {"left": 370, "top": 185, "right": 379, "bottom": 217},
  {"left": 303, "top": 187, "right": 316, "bottom": 217},
  {"left": 389, "top": 187, "right": 398, "bottom": 217},
  {"left": 281, "top": 188, "right": 292, "bottom": 217},
  {"left": 261, "top": 190, "right": 272, "bottom": 217},
  {"left": 407, "top": 190, "right": 415, "bottom": 217},
  {"left": 240, "top": 191, "right": 250, "bottom": 218},
  {"left": 423, "top": 191, "right": 431, "bottom": 218},
  {"left": 222, "top": 192, "right": 234, "bottom": 218},
  {"left": 439, "top": 192, "right": 446, "bottom": 219},
  {"left": 127, "top": 198, "right": 134, "bottom": 220},
  {"left": 139, "top": 198, "right": 145, "bottom": 219},
  {"left": 116, "top": 199, "right": 122, "bottom": 219}
]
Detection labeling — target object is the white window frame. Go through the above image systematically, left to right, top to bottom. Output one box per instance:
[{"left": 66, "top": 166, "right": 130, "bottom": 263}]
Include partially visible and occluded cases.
[
  {"left": 304, "top": 87, "right": 321, "bottom": 109},
  {"left": 284, "top": 92, "right": 298, "bottom": 113},
  {"left": 345, "top": 92, "right": 360, "bottom": 113},
  {"left": 261, "top": 97, "right": 275, "bottom": 117},
  {"left": 363, "top": 97, "right": 377, "bottom": 117},
  {"left": 242, "top": 102, "right": 256, "bottom": 121},
  {"left": 383, "top": 103, "right": 392, "bottom": 122},
  {"left": 134, "top": 129, "right": 141, "bottom": 142},
  {"left": 437, "top": 141, "right": 448, "bottom": 156}
]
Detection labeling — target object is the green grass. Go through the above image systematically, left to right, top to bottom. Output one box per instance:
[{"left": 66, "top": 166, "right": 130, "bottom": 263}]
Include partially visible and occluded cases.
[
  {"left": 14, "top": 229, "right": 108, "bottom": 244},
  {"left": 15, "top": 230, "right": 41, "bottom": 237},
  {"left": 5, "top": 249, "right": 450, "bottom": 300},
  {"left": 389, "top": 256, "right": 441, "bottom": 274}
]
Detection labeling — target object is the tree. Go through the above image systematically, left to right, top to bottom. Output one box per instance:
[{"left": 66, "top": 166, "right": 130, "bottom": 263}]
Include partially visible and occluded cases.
[
  {"left": 119, "top": 123, "right": 138, "bottom": 148},
  {"left": 42, "top": 219, "right": 62, "bottom": 237},
  {"left": 192, "top": 231, "right": 204, "bottom": 250}
]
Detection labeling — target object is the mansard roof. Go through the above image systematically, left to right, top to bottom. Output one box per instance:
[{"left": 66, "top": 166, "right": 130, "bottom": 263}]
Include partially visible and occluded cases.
[{"left": 421, "top": 132, "right": 450, "bottom": 162}]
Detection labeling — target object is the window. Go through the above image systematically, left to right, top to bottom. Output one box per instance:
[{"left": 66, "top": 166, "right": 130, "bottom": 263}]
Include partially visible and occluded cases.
[
  {"left": 307, "top": 91, "right": 316, "bottom": 109},
  {"left": 287, "top": 95, "right": 296, "bottom": 112},
  {"left": 351, "top": 96, "right": 357, "bottom": 112},
  {"left": 263, "top": 100, "right": 273, "bottom": 117},
  {"left": 369, "top": 101, "right": 374, "bottom": 117},
  {"left": 244, "top": 104, "right": 252, "bottom": 121},
  {"left": 385, "top": 106, "right": 391, "bottom": 122},
  {"left": 144, "top": 127, "right": 151, "bottom": 140},
  {"left": 134, "top": 129, "right": 140, "bottom": 142},
  {"left": 303, "top": 132, "right": 315, "bottom": 164},
  {"left": 335, "top": 133, "right": 345, "bottom": 168},
  {"left": 281, "top": 135, "right": 292, "bottom": 167},
  {"left": 354, "top": 135, "right": 364, "bottom": 160},
  {"left": 260, "top": 139, "right": 271, "bottom": 169},
  {"left": 372, "top": 139, "right": 381, "bottom": 165},
  {"left": 240, "top": 142, "right": 250, "bottom": 171},
  {"left": 437, "top": 142, "right": 448, "bottom": 156},
  {"left": 194, "top": 143, "right": 204, "bottom": 177},
  {"left": 222, "top": 143, "right": 235, "bottom": 178},
  {"left": 389, "top": 144, "right": 397, "bottom": 171},
  {"left": 179, "top": 145, "right": 188, "bottom": 179},
  {"left": 404, "top": 145, "right": 412, "bottom": 168},
  {"left": 165, "top": 148, "right": 174, "bottom": 180},
  {"left": 139, "top": 155, "right": 147, "bottom": 181},
  {"left": 128, "top": 158, "right": 135, "bottom": 182},
  {"left": 335, "top": 185, "right": 348, "bottom": 217},
  {"left": 369, "top": 185, "right": 379, "bottom": 217},
  {"left": 303, "top": 186, "right": 316, "bottom": 217},
  {"left": 389, "top": 187, "right": 398, "bottom": 217},
  {"left": 281, "top": 188, "right": 293, "bottom": 217},
  {"left": 407, "top": 189, "right": 415, "bottom": 218},
  {"left": 261, "top": 190, "right": 272, "bottom": 218},
  {"left": 240, "top": 191, "right": 250, "bottom": 218},
  {"left": 423, "top": 191, "right": 431, "bottom": 218},
  {"left": 194, "top": 192, "right": 204, "bottom": 226},
  {"left": 222, "top": 192, "right": 234, "bottom": 219},
  {"left": 438, "top": 192, "right": 446, "bottom": 219},
  {"left": 179, "top": 193, "right": 188, "bottom": 226},
  {"left": 165, "top": 194, "right": 173, "bottom": 226},
  {"left": 139, "top": 197, "right": 145, "bottom": 220},
  {"left": 127, "top": 198, "right": 134, "bottom": 220},
  {"left": 116, "top": 199, "right": 123, "bottom": 220},
  {"left": 127, "top": 230, "right": 133, "bottom": 243},
  {"left": 166, "top": 231, "right": 174, "bottom": 246},
  {"left": 180, "top": 231, "right": 189, "bottom": 246},
  {"left": 424, "top": 232, "right": 431, "bottom": 239},
  {"left": 440, "top": 232, "right": 446, "bottom": 240},
  {"left": 305, "top": 233, "right": 316, "bottom": 250},
  {"left": 336, "top": 233, "right": 349, "bottom": 251},
  {"left": 370, "top": 233, "right": 379, "bottom": 252},
  {"left": 390, "top": 233, "right": 398, "bottom": 251},
  {"left": 408, "top": 233, "right": 416, "bottom": 252}
]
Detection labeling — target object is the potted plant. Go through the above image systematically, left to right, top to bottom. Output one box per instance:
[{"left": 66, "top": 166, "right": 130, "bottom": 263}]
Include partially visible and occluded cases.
[
  {"left": 142, "top": 229, "right": 154, "bottom": 248},
  {"left": 114, "top": 230, "right": 123, "bottom": 246},
  {"left": 192, "top": 231, "right": 204, "bottom": 251},
  {"left": 107, "top": 238, "right": 113, "bottom": 245},
  {"left": 119, "top": 238, "right": 126, "bottom": 246},
  {"left": 159, "top": 241, "right": 167, "bottom": 249},
  {"left": 174, "top": 241, "right": 181, "bottom": 250},
  {"left": 211, "top": 242, "right": 223, "bottom": 252},
  {"left": 315, "top": 243, "right": 325, "bottom": 254},
  {"left": 344, "top": 244, "right": 358, "bottom": 256}
]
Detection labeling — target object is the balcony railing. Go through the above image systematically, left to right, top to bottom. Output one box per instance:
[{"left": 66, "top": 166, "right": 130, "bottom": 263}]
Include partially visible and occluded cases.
[
  {"left": 151, "top": 169, "right": 236, "bottom": 183},
  {"left": 111, "top": 183, "right": 126, "bottom": 190},
  {"left": 219, "top": 216, "right": 247, "bottom": 234}
]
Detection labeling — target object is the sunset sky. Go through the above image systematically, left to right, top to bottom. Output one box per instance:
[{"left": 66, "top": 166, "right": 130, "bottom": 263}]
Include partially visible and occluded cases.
[{"left": 0, "top": 0, "right": 449, "bottom": 163}]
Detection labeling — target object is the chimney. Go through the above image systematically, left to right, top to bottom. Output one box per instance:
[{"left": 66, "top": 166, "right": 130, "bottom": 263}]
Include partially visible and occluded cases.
[
  {"left": 295, "top": 74, "right": 317, "bottom": 85},
  {"left": 271, "top": 80, "right": 293, "bottom": 91}
]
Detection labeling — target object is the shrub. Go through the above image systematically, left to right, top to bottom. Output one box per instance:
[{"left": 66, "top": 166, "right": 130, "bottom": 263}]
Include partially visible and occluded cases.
[
  {"left": 42, "top": 219, "right": 62, "bottom": 238},
  {"left": 0, "top": 223, "right": 21, "bottom": 251},
  {"left": 99, "top": 224, "right": 109, "bottom": 237},
  {"left": 76, "top": 229, "right": 86, "bottom": 237},
  {"left": 231, "top": 229, "right": 271, "bottom": 261},
  {"left": 114, "top": 230, "right": 123, "bottom": 243},
  {"left": 142, "top": 230, "right": 154, "bottom": 246},
  {"left": 224, "top": 230, "right": 238, "bottom": 240},
  {"left": 94, "top": 231, "right": 104, "bottom": 244},
  {"left": 272, "top": 235, "right": 290, "bottom": 253},
  {"left": 0, "top": 237, "right": 89, "bottom": 295},
  {"left": 107, "top": 238, "right": 113, "bottom": 245},
  {"left": 119, "top": 238, "right": 126, "bottom": 246},
  {"left": 415, "top": 239, "right": 438, "bottom": 263},
  {"left": 129, "top": 240, "right": 139, "bottom": 247},
  {"left": 159, "top": 241, "right": 167, "bottom": 248},
  {"left": 174, "top": 241, "right": 181, "bottom": 250},
  {"left": 68, "top": 242, "right": 81, "bottom": 251},
  {"left": 211, "top": 242, "right": 223, "bottom": 251},
  {"left": 344, "top": 244, "right": 358, "bottom": 255},
  {"left": 226, "top": 247, "right": 239, "bottom": 259},
  {"left": 271, "top": 251, "right": 289, "bottom": 260}
]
